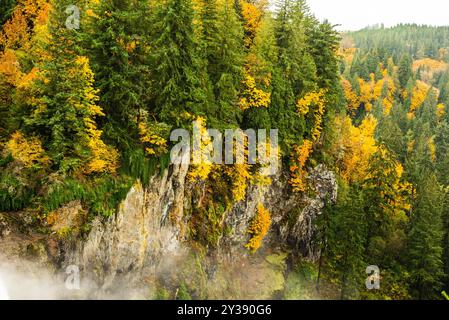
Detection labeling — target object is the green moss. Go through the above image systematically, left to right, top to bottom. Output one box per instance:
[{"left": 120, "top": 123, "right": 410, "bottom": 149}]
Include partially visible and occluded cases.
[
  {"left": 121, "top": 149, "right": 170, "bottom": 187},
  {"left": 0, "top": 171, "right": 35, "bottom": 211},
  {"left": 40, "top": 175, "right": 134, "bottom": 217},
  {"left": 283, "top": 261, "right": 319, "bottom": 300},
  {"left": 177, "top": 282, "right": 192, "bottom": 300},
  {"left": 154, "top": 287, "right": 171, "bottom": 300}
]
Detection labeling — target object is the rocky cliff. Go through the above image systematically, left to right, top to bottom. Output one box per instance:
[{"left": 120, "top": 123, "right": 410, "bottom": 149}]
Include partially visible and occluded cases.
[{"left": 0, "top": 164, "right": 337, "bottom": 299}]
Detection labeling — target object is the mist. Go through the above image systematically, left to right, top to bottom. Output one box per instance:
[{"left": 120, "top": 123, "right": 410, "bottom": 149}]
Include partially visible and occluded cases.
[{"left": 0, "top": 260, "right": 71, "bottom": 300}]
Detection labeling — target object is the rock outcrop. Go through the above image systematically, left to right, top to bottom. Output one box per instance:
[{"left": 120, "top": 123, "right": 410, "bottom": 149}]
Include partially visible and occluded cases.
[{"left": 0, "top": 163, "right": 337, "bottom": 298}]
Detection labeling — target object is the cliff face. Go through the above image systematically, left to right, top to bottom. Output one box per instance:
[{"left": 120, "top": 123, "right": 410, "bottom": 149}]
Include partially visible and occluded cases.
[{"left": 0, "top": 164, "right": 337, "bottom": 299}]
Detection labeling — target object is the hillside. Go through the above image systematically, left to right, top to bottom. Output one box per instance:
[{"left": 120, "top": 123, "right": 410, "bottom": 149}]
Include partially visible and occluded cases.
[{"left": 0, "top": 1, "right": 448, "bottom": 300}]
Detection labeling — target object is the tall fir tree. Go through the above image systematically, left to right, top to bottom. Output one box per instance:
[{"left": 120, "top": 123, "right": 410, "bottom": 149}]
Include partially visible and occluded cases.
[
  {"left": 0, "top": 0, "right": 16, "bottom": 26},
  {"left": 24, "top": 0, "right": 117, "bottom": 174},
  {"left": 87, "top": 0, "right": 152, "bottom": 132},
  {"left": 150, "top": 0, "right": 210, "bottom": 127},
  {"left": 200, "top": 0, "right": 245, "bottom": 127},
  {"left": 270, "top": 0, "right": 317, "bottom": 153},
  {"left": 398, "top": 55, "right": 413, "bottom": 90},
  {"left": 408, "top": 173, "right": 444, "bottom": 299},
  {"left": 325, "top": 183, "right": 367, "bottom": 300}
]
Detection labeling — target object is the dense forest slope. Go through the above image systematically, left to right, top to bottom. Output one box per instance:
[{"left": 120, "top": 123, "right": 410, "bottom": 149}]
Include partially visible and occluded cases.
[{"left": 0, "top": 0, "right": 448, "bottom": 300}]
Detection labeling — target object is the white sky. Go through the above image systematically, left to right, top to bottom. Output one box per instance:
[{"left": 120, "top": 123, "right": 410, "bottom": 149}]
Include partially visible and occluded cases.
[{"left": 306, "top": 0, "right": 449, "bottom": 31}]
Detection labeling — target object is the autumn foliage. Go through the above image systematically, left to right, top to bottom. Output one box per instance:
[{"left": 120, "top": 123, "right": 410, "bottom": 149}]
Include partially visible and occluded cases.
[
  {"left": 332, "top": 115, "right": 378, "bottom": 183},
  {"left": 5, "top": 131, "right": 49, "bottom": 168},
  {"left": 245, "top": 203, "right": 271, "bottom": 253}
]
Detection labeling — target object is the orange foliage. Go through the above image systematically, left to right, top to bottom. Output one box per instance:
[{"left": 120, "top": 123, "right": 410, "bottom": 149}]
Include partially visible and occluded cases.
[
  {"left": 0, "top": 0, "right": 50, "bottom": 50},
  {"left": 240, "top": 0, "right": 268, "bottom": 47},
  {"left": 338, "top": 47, "right": 357, "bottom": 65},
  {"left": 0, "top": 49, "right": 22, "bottom": 85},
  {"left": 72, "top": 56, "right": 118, "bottom": 174},
  {"left": 413, "top": 58, "right": 448, "bottom": 82},
  {"left": 413, "top": 58, "right": 447, "bottom": 72},
  {"left": 343, "top": 67, "right": 396, "bottom": 115},
  {"left": 356, "top": 71, "right": 396, "bottom": 114},
  {"left": 239, "top": 74, "right": 271, "bottom": 110},
  {"left": 341, "top": 78, "right": 359, "bottom": 112},
  {"left": 409, "top": 80, "right": 430, "bottom": 114},
  {"left": 296, "top": 90, "right": 327, "bottom": 142},
  {"left": 332, "top": 115, "right": 378, "bottom": 183},
  {"left": 84, "top": 117, "right": 119, "bottom": 175},
  {"left": 189, "top": 117, "right": 213, "bottom": 181},
  {"left": 138, "top": 122, "right": 168, "bottom": 157},
  {"left": 222, "top": 129, "right": 253, "bottom": 201},
  {"left": 5, "top": 131, "right": 49, "bottom": 168},
  {"left": 289, "top": 139, "right": 313, "bottom": 192},
  {"left": 364, "top": 146, "right": 412, "bottom": 213},
  {"left": 225, "top": 162, "right": 251, "bottom": 202},
  {"left": 245, "top": 203, "right": 271, "bottom": 253}
]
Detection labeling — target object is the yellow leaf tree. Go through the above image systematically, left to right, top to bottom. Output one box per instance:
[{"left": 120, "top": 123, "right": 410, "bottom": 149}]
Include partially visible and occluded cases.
[{"left": 245, "top": 203, "right": 271, "bottom": 252}]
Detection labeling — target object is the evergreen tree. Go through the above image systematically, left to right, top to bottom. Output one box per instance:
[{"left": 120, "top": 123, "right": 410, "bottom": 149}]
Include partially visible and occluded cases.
[
  {"left": 0, "top": 0, "right": 16, "bottom": 26},
  {"left": 24, "top": 0, "right": 117, "bottom": 174},
  {"left": 87, "top": 0, "right": 152, "bottom": 131},
  {"left": 150, "top": 0, "right": 210, "bottom": 126},
  {"left": 201, "top": 0, "right": 245, "bottom": 127},
  {"left": 270, "top": 0, "right": 316, "bottom": 153},
  {"left": 242, "top": 12, "right": 277, "bottom": 130},
  {"left": 307, "top": 20, "right": 341, "bottom": 107},
  {"left": 398, "top": 55, "right": 413, "bottom": 89},
  {"left": 408, "top": 173, "right": 444, "bottom": 300},
  {"left": 326, "top": 183, "right": 367, "bottom": 300},
  {"left": 441, "top": 189, "right": 449, "bottom": 293}
]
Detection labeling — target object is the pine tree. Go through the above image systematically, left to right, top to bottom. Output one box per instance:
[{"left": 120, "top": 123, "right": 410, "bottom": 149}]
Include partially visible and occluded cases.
[
  {"left": 0, "top": 0, "right": 16, "bottom": 26},
  {"left": 24, "top": 0, "right": 118, "bottom": 174},
  {"left": 87, "top": 0, "right": 152, "bottom": 129},
  {"left": 150, "top": 0, "right": 209, "bottom": 126},
  {"left": 200, "top": 0, "right": 245, "bottom": 127},
  {"left": 270, "top": 0, "right": 317, "bottom": 153},
  {"left": 242, "top": 11, "right": 277, "bottom": 130},
  {"left": 308, "top": 20, "right": 341, "bottom": 91},
  {"left": 398, "top": 55, "right": 413, "bottom": 90},
  {"left": 363, "top": 146, "right": 411, "bottom": 269},
  {"left": 408, "top": 173, "right": 444, "bottom": 299},
  {"left": 326, "top": 183, "right": 367, "bottom": 300},
  {"left": 441, "top": 189, "right": 449, "bottom": 293}
]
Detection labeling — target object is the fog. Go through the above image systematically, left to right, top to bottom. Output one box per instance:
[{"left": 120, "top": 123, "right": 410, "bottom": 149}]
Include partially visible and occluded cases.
[
  {"left": 0, "top": 260, "right": 69, "bottom": 300},
  {"left": 0, "top": 273, "right": 9, "bottom": 300}
]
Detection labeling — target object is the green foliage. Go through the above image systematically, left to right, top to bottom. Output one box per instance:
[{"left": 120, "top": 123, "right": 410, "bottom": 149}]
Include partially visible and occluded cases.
[
  {"left": 0, "top": 0, "right": 16, "bottom": 26},
  {"left": 5, "top": 0, "right": 449, "bottom": 301},
  {"left": 86, "top": 0, "right": 152, "bottom": 128},
  {"left": 150, "top": 0, "right": 209, "bottom": 126},
  {"left": 201, "top": 0, "right": 245, "bottom": 128},
  {"left": 349, "top": 24, "right": 449, "bottom": 62},
  {"left": 398, "top": 55, "right": 413, "bottom": 89},
  {"left": 121, "top": 149, "right": 170, "bottom": 187},
  {"left": 0, "top": 170, "right": 34, "bottom": 211},
  {"left": 408, "top": 174, "right": 444, "bottom": 299},
  {"left": 41, "top": 175, "right": 134, "bottom": 216},
  {"left": 324, "top": 183, "right": 367, "bottom": 300},
  {"left": 177, "top": 282, "right": 192, "bottom": 300}
]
